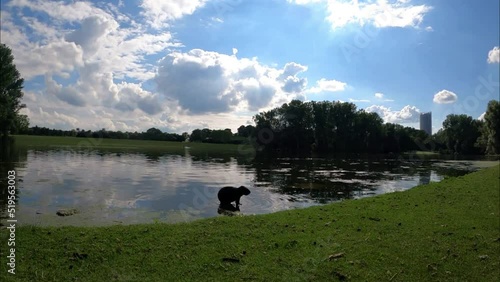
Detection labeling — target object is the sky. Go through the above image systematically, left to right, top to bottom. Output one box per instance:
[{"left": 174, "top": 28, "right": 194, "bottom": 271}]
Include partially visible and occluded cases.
[{"left": 1, "top": 0, "right": 499, "bottom": 134}]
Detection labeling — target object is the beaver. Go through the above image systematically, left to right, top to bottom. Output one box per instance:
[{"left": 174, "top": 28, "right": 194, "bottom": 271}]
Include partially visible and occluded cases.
[{"left": 217, "top": 186, "right": 251, "bottom": 207}]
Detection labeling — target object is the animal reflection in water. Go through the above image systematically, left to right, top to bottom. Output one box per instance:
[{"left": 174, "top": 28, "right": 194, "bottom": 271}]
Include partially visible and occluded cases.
[{"left": 217, "top": 186, "right": 251, "bottom": 216}]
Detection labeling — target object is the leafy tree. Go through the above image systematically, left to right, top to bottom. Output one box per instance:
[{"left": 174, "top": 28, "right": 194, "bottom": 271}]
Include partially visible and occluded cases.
[
  {"left": 0, "top": 44, "right": 26, "bottom": 136},
  {"left": 253, "top": 100, "right": 386, "bottom": 153},
  {"left": 279, "top": 100, "right": 314, "bottom": 152},
  {"left": 483, "top": 100, "right": 500, "bottom": 155},
  {"left": 310, "top": 101, "right": 332, "bottom": 151},
  {"left": 330, "top": 102, "right": 357, "bottom": 152},
  {"left": 353, "top": 110, "right": 384, "bottom": 153},
  {"left": 12, "top": 114, "right": 29, "bottom": 134},
  {"left": 442, "top": 114, "right": 482, "bottom": 154},
  {"left": 382, "top": 123, "right": 399, "bottom": 153},
  {"left": 237, "top": 125, "right": 255, "bottom": 137},
  {"left": 145, "top": 127, "right": 163, "bottom": 141},
  {"left": 190, "top": 129, "right": 203, "bottom": 142},
  {"left": 210, "top": 129, "right": 232, "bottom": 143},
  {"left": 431, "top": 129, "right": 447, "bottom": 153}
]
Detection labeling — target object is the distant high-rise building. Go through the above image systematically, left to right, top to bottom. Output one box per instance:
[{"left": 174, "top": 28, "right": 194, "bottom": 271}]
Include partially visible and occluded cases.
[{"left": 420, "top": 112, "right": 432, "bottom": 135}]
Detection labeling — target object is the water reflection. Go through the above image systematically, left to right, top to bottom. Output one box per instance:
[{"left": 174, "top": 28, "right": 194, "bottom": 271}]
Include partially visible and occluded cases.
[
  {"left": 0, "top": 137, "right": 28, "bottom": 227},
  {"left": 0, "top": 140, "right": 495, "bottom": 227}
]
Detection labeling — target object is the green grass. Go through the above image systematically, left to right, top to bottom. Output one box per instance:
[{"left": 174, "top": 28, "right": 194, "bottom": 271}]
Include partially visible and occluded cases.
[
  {"left": 11, "top": 135, "right": 249, "bottom": 156},
  {"left": 1, "top": 166, "right": 499, "bottom": 281}
]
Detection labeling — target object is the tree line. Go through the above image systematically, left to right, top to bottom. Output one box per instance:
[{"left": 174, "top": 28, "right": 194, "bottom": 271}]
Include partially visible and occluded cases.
[
  {"left": 1, "top": 43, "right": 499, "bottom": 155},
  {"left": 12, "top": 99, "right": 497, "bottom": 156},
  {"left": 251, "top": 99, "right": 499, "bottom": 155},
  {"left": 252, "top": 100, "right": 430, "bottom": 154},
  {"left": 433, "top": 100, "right": 499, "bottom": 155},
  {"left": 17, "top": 126, "right": 186, "bottom": 142}
]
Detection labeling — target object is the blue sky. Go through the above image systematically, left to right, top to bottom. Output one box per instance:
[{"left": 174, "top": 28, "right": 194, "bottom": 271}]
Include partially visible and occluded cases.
[{"left": 1, "top": 0, "right": 499, "bottom": 134}]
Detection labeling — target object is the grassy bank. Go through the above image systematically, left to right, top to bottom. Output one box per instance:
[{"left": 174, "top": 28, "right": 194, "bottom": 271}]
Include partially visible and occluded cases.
[
  {"left": 11, "top": 135, "right": 246, "bottom": 155},
  {"left": 1, "top": 166, "right": 499, "bottom": 281}
]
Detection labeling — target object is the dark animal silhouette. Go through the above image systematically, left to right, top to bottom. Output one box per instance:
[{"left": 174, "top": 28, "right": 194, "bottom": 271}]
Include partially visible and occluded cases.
[{"left": 217, "top": 186, "right": 251, "bottom": 207}]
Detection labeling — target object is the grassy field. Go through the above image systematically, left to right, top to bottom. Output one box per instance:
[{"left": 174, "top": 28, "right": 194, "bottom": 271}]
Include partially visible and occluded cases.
[
  {"left": 11, "top": 135, "right": 249, "bottom": 156},
  {"left": 1, "top": 165, "right": 498, "bottom": 281}
]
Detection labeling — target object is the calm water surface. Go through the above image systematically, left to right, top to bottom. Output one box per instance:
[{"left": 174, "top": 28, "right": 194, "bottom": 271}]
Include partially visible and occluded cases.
[{"left": 0, "top": 144, "right": 497, "bottom": 226}]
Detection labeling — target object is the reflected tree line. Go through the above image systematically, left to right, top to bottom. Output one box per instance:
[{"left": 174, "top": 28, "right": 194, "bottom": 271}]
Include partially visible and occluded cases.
[{"left": 248, "top": 157, "right": 451, "bottom": 203}]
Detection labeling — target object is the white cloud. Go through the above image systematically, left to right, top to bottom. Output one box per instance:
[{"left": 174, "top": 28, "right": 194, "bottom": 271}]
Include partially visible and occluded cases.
[
  {"left": 6, "top": 0, "right": 182, "bottom": 82},
  {"left": 7, "top": 0, "right": 114, "bottom": 22},
  {"left": 7, "top": 0, "right": 281, "bottom": 133},
  {"left": 140, "top": 0, "right": 208, "bottom": 28},
  {"left": 289, "top": 0, "right": 432, "bottom": 29},
  {"left": 65, "top": 15, "right": 119, "bottom": 56},
  {"left": 212, "top": 17, "right": 224, "bottom": 23},
  {"left": 16, "top": 41, "right": 84, "bottom": 80},
  {"left": 487, "top": 46, "right": 500, "bottom": 64},
  {"left": 155, "top": 49, "right": 306, "bottom": 114},
  {"left": 280, "top": 62, "right": 308, "bottom": 78},
  {"left": 278, "top": 63, "right": 309, "bottom": 93},
  {"left": 45, "top": 75, "right": 87, "bottom": 107},
  {"left": 282, "top": 76, "right": 308, "bottom": 93},
  {"left": 308, "top": 78, "right": 347, "bottom": 93},
  {"left": 433, "top": 90, "right": 458, "bottom": 104},
  {"left": 374, "top": 92, "right": 394, "bottom": 102},
  {"left": 349, "top": 98, "right": 370, "bottom": 103},
  {"left": 366, "top": 104, "right": 420, "bottom": 123},
  {"left": 478, "top": 112, "right": 486, "bottom": 121}
]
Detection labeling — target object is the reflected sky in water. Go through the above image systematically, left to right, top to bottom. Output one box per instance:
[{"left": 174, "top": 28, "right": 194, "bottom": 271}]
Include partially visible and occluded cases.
[{"left": 0, "top": 146, "right": 495, "bottom": 226}]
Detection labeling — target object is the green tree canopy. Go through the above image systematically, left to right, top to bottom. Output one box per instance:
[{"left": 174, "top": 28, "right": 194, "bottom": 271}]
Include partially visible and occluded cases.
[
  {"left": 0, "top": 44, "right": 26, "bottom": 136},
  {"left": 253, "top": 100, "right": 393, "bottom": 153},
  {"left": 484, "top": 100, "right": 500, "bottom": 155},
  {"left": 442, "top": 114, "right": 482, "bottom": 154}
]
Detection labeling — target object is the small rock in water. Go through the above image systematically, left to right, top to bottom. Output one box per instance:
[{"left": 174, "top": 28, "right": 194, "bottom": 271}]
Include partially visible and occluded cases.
[{"left": 56, "top": 209, "right": 79, "bottom": 217}]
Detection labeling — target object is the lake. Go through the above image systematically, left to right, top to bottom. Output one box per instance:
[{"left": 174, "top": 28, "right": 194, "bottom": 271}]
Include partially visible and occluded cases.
[{"left": 0, "top": 141, "right": 498, "bottom": 226}]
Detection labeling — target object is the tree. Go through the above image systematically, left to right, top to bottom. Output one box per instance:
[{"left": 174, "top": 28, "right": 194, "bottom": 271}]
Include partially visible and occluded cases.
[
  {"left": 0, "top": 44, "right": 26, "bottom": 136},
  {"left": 278, "top": 100, "right": 314, "bottom": 152},
  {"left": 483, "top": 100, "right": 500, "bottom": 155},
  {"left": 311, "top": 101, "right": 332, "bottom": 152},
  {"left": 330, "top": 102, "right": 358, "bottom": 152},
  {"left": 353, "top": 110, "right": 384, "bottom": 153},
  {"left": 12, "top": 114, "right": 29, "bottom": 134},
  {"left": 442, "top": 114, "right": 481, "bottom": 154},
  {"left": 237, "top": 125, "right": 255, "bottom": 137},
  {"left": 145, "top": 127, "right": 164, "bottom": 141},
  {"left": 190, "top": 129, "right": 203, "bottom": 142}
]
